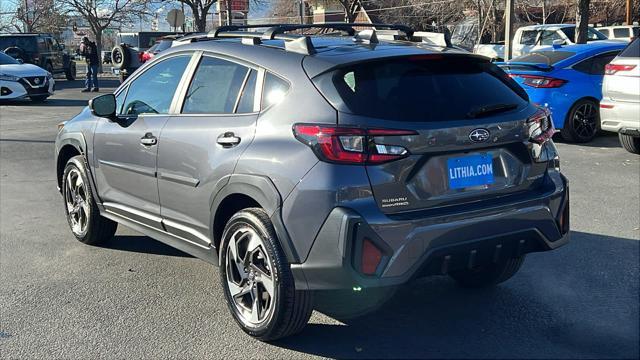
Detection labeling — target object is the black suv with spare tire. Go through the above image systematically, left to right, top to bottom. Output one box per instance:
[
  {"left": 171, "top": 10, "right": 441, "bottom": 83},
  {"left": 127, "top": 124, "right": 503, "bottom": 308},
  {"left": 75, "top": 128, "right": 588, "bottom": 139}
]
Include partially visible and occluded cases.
[
  {"left": 110, "top": 31, "right": 179, "bottom": 82},
  {"left": 0, "top": 33, "right": 76, "bottom": 80}
]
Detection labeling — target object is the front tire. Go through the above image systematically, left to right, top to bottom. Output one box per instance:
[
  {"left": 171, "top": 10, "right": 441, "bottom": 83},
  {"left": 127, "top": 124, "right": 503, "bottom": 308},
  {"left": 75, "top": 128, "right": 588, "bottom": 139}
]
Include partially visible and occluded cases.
[
  {"left": 30, "top": 95, "right": 48, "bottom": 102},
  {"left": 561, "top": 99, "right": 599, "bottom": 143},
  {"left": 619, "top": 133, "right": 640, "bottom": 154},
  {"left": 62, "top": 155, "right": 117, "bottom": 245},
  {"left": 220, "top": 208, "right": 313, "bottom": 341},
  {"left": 449, "top": 256, "right": 525, "bottom": 288}
]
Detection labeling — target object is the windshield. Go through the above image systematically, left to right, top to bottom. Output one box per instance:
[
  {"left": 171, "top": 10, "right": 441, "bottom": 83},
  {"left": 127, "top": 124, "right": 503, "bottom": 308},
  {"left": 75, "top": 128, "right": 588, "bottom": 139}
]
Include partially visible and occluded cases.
[
  {"left": 560, "top": 27, "right": 608, "bottom": 42},
  {"left": 0, "top": 37, "right": 37, "bottom": 52},
  {"left": 155, "top": 39, "right": 173, "bottom": 53},
  {"left": 511, "top": 51, "right": 576, "bottom": 65},
  {"left": 0, "top": 52, "right": 19, "bottom": 65},
  {"left": 313, "top": 56, "right": 528, "bottom": 122}
]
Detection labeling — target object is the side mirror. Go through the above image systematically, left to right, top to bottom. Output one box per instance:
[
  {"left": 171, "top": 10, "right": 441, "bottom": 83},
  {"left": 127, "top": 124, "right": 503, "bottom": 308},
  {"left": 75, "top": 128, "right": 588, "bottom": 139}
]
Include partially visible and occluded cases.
[
  {"left": 552, "top": 39, "right": 566, "bottom": 49},
  {"left": 16, "top": 58, "right": 24, "bottom": 64},
  {"left": 89, "top": 94, "right": 116, "bottom": 119}
]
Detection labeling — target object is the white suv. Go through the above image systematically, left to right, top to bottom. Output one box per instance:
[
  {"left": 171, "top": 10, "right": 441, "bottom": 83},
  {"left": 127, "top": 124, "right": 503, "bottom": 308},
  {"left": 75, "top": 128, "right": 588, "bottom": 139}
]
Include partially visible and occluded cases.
[{"left": 600, "top": 38, "right": 640, "bottom": 154}]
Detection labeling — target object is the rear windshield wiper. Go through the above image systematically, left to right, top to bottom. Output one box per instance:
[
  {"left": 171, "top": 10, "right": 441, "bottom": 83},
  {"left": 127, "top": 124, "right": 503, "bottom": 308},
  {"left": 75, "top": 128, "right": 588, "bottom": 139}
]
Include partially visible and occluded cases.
[{"left": 467, "top": 103, "right": 519, "bottom": 118}]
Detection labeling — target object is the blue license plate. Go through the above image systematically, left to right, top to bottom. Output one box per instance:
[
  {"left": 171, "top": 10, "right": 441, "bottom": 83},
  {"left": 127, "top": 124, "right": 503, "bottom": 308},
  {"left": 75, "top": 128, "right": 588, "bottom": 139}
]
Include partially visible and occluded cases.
[{"left": 447, "top": 153, "right": 494, "bottom": 189}]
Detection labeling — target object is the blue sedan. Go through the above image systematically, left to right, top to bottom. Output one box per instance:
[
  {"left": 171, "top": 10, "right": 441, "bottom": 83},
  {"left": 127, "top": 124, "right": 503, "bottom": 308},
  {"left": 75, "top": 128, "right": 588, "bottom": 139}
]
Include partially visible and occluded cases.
[{"left": 498, "top": 41, "right": 628, "bottom": 142}]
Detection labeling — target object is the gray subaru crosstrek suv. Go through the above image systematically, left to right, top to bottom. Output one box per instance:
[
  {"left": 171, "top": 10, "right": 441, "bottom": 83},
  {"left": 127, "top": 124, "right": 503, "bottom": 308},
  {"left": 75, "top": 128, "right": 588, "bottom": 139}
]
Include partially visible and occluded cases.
[{"left": 55, "top": 24, "right": 570, "bottom": 341}]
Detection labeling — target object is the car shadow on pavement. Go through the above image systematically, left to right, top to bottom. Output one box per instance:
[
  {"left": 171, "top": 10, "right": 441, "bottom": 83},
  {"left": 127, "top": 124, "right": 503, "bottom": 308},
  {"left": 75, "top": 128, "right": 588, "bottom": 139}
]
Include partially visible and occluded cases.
[
  {"left": 55, "top": 79, "right": 120, "bottom": 90},
  {"left": 0, "top": 98, "right": 89, "bottom": 107},
  {"left": 553, "top": 132, "right": 622, "bottom": 149},
  {"left": 274, "top": 231, "right": 639, "bottom": 359},
  {"left": 97, "top": 235, "right": 192, "bottom": 258}
]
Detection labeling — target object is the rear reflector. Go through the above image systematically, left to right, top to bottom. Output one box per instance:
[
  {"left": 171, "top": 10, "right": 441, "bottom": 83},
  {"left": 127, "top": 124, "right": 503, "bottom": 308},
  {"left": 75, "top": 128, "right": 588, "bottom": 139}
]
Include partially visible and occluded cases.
[
  {"left": 605, "top": 64, "right": 636, "bottom": 75},
  {"left": 600, "top": 104, "right": 614, "bottom": 109},
  {"left": 293, "top": 124, "right": 416, "bottom": 165},
  {"left": 361, "top": 238, "right": 383, "bottom": 275}
]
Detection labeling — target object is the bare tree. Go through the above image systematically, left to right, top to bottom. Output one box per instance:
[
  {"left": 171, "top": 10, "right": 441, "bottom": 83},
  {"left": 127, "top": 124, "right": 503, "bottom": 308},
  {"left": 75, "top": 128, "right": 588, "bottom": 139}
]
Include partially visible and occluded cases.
[
  {"left": 3, "top": 0, "right": 66, "bottom": 33},
  {"left": 58, "top": 0, "right": 151, "bottom": 61},
  {"left": 163, "top": 0, "right": 217, "bottom": 32},
  {"left": 335, "top": 0, "right": 362, "bottom": 22},
  {"left": 575, "top": 0, "right": 590, "bottom": 43}
]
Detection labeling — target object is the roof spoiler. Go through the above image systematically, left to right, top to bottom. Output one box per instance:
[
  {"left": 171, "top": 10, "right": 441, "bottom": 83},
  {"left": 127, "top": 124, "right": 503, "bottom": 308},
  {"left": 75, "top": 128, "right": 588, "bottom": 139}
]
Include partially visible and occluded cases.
[{"left": 495, "top": 62, "right": 554, "bottom": 71}]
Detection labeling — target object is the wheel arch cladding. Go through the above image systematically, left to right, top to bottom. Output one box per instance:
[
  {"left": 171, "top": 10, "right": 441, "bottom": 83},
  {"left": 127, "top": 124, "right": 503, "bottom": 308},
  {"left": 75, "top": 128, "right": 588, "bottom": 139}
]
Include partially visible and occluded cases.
[
  {"left": 56, "top": 142, "right": 83, "bottom": 190},
  {"left": 211, "top": 174, "right": 299, "bottom": 264}
]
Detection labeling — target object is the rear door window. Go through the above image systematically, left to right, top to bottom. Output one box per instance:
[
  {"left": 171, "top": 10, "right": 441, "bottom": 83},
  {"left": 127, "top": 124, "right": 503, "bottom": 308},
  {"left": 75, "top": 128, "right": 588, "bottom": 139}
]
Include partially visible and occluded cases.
[
  {"left": 599, "top": 29, "right": 611, "bottom": 37},
  {"left": 182, "top": 56, "right": 249, "bottom": 114},
  {"left": 313, "top": 56, "right": 528, "bottom": 122}
]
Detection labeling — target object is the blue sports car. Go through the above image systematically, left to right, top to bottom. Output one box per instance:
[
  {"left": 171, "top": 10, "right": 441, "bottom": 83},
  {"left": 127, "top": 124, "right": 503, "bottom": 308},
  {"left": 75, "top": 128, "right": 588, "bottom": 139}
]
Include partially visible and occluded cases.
[{"left": 498, "top": 41, "right": 628, "bottom": 143}]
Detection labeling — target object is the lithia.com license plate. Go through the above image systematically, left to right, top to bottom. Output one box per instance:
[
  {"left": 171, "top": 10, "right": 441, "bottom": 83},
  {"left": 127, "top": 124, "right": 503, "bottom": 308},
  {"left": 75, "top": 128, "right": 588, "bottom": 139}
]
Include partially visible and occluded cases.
[{"left": 447, "top": 153, "right": 494, "bottom": 189}]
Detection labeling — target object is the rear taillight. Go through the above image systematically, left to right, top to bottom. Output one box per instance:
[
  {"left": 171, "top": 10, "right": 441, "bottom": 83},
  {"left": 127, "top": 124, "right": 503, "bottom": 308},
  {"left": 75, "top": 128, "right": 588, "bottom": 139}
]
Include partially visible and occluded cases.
[
  {"left": 139, "top": 51, "right": 152, "bottom": 63},
  {"left": 604, "top": 64, "right": 637, "bottom": 75},
  {"left": 517, "top": 75, "right": 567, "bottom": 88},
  {"left": 527, "top": 107, "right": 554, "bottom": 144},
  {"left": 293, "top": 124, "right": 416, "bottom": 165}
]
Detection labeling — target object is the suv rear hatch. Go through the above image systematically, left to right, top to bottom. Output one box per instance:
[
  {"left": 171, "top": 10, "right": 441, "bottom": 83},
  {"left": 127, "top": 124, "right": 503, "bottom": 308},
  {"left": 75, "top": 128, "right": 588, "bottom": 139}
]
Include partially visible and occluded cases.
[{"left": 310, "top": 54, "right": 553, "bottom": 214}]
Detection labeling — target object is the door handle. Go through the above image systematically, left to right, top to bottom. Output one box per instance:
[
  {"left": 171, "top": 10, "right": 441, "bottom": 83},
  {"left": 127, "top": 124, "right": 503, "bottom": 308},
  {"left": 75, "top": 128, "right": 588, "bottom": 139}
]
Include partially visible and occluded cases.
[
  {"left": 217, "top": 132, "right": 241, "bottom": 147},
  {"left": 140, "top": 133, "right": 157, "bottom": 146}
]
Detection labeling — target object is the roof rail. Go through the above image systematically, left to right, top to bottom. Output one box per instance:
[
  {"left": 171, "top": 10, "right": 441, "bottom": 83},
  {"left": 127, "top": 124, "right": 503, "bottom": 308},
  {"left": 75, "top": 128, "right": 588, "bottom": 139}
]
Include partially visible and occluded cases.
[{"left": 174, "top": 23, "right": 447, "bottom": 55}]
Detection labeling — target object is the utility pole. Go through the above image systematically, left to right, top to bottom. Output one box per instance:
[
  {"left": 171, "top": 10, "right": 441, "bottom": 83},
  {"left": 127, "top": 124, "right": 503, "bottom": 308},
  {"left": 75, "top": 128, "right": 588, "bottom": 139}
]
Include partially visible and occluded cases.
[
  {"left": 23, "top": 0, "right": 29, "bottom": 32},
  {"left": 226, "top": 0, "right": 232, "bottom": 26},
  {"left": 299, "top": 0, "right": 305, "bottom": 25},
  {"left": 504, "top": 0, "right": 515, "bottom": 60},
  {"left": 626, "top": 0, "right": 632, "bottom": 25},
  {"left": 181, "top": 1, "right": 185, "bottom": 33}
]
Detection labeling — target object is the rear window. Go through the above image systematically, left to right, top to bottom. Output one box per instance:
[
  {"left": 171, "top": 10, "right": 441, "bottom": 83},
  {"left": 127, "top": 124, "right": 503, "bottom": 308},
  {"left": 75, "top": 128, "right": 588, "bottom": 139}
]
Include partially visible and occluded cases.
[
  {"left": 613, "top": 28, "right": 629, "bottom": 38},
  {"left": 0, "top": 37, "right": 37, "bottom": 52},
  {"left": 619, "top": 38, "right": 639, "bottom": 58},
  {"left": 155, "top": 39, "right": 173, "bottom": 53},
  {"left": 511, "top": 51, "right": 576, "bottom": 65},
  {"left": 314, "top": 56, "right": 528, "bottom": 122}
]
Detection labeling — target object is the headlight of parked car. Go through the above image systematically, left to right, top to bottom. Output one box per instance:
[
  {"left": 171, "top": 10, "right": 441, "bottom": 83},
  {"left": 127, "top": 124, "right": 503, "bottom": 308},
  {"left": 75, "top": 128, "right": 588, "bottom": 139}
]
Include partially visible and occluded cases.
[{"left": 0, "top": 73, "right": 20, "bottom": 82}]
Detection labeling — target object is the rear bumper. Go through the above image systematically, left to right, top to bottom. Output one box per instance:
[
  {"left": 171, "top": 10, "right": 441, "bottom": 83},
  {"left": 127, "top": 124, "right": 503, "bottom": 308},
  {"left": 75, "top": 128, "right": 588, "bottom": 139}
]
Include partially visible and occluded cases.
[
  {"left": 600, "top": 100, "right": 640, "bottom": 134},
  {"left": 291, "top": 171, "right": 569, "bottom": 290}
]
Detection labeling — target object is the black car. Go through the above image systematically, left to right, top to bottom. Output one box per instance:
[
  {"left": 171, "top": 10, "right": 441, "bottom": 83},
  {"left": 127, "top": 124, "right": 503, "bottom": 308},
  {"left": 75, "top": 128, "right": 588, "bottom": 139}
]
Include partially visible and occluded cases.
[
  {"left": 110, "top": 31, "right": 180, "bottom": 82},
  {"left": 0, "top": 33, "right": 76, "bottom": 80}
]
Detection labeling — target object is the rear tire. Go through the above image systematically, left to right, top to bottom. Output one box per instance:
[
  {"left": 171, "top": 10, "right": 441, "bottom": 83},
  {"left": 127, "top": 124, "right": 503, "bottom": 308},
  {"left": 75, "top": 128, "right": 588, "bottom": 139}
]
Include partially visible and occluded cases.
[
  {"left": 65, "top": 62, "right": 76, "bottom": 81},
  {"left": 561, "top": 99, "right": 599, "bottom": 143},
  {"left": 619, "top": 133, "right": 640, "bottom": 154},
  {"left": 62, "top": 155, "right": 117, "bottom": 245},
  {"left": 220, "top": 208, "right": 313, "bottom": 341},
  {"left": 449, "top": 256, "right": 525, "bottom": 288}
]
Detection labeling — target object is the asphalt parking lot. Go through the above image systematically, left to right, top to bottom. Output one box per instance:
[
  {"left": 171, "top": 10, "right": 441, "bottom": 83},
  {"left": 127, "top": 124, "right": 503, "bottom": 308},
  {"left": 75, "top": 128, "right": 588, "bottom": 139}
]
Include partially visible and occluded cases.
[{"left": 0, "top": 79, "right": 638, "bottom": 359}]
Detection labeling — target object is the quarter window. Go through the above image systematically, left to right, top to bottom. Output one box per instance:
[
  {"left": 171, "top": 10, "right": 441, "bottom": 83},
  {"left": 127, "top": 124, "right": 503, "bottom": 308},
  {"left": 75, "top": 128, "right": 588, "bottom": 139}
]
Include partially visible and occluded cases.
[
  {"left": 121, "top": 55, "right": 191, "bottom": 116},
  {"left": 182, "top": 56, "right": 250, "bottom": 114},
  {"left": 261, "top": 73, "right": 289, "bottom": 109}
]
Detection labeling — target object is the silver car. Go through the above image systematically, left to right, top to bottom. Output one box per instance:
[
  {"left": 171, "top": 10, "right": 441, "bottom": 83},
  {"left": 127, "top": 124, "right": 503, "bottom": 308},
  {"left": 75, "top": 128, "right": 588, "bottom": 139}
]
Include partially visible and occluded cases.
[{"left": 601, "top": 38, "right": 640, "bottom": 154}]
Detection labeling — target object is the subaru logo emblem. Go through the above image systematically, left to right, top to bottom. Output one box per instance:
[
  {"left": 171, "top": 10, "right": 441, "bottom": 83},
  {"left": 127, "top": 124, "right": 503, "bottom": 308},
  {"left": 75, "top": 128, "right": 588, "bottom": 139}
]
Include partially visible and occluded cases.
[
  {"left": 33, "top": 78, "right": 40, "bottom": 84},
  {"left": 469, "top": 128, "right": 490, "bottom": 143}
]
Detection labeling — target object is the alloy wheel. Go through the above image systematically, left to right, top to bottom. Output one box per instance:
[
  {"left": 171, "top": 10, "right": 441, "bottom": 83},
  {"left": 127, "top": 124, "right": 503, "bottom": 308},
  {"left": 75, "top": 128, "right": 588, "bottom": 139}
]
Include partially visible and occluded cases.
[
  {"left": 571, "top": 102, "right": 598, "bottom": 140},
  {"left": 64, "top": 168, "right": 89, "bottom": 235},
  {"left": 225, "top": 227, "right": 275, "bottom": 327}
]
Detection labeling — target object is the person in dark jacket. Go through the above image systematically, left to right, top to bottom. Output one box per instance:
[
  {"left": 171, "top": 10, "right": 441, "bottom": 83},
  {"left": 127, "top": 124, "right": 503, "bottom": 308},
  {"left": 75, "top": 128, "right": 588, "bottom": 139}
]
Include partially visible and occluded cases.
[{"left": 80, "top": 36, "right": 100, "bottom": 92}]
